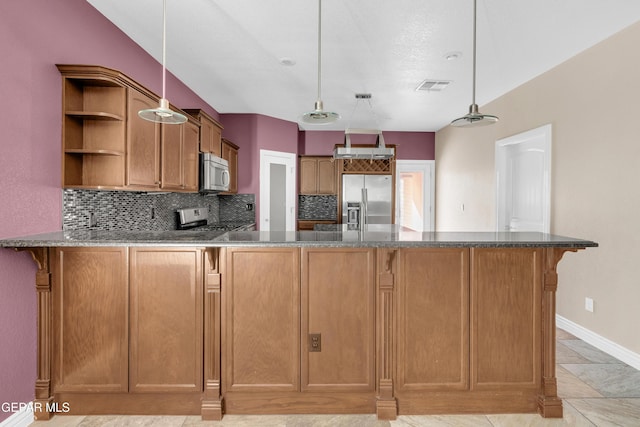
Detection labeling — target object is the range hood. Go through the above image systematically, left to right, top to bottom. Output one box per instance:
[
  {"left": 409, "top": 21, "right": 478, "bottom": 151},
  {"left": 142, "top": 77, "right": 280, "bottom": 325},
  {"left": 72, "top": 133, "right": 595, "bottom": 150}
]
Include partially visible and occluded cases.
[{"left": 333, "top": 128, "right": 395, "bottom": 160}]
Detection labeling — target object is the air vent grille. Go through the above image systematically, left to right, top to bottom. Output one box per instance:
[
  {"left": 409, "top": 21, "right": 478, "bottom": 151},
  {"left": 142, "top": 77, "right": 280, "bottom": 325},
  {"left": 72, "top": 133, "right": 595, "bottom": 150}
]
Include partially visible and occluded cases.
[{"left": 415, "top": 79, "right": 451, "bottom": 92}]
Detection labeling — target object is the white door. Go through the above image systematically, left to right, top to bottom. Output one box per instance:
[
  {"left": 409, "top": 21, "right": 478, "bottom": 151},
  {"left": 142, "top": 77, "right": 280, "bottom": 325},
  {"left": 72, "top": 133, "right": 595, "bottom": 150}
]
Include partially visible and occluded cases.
[
  {"left": 496, "top": 124, "right": 551, "bottom": 233},
  {"left": 259, "top": 149, "right": 296, "bottom": 231},
  {"left": 395, "top": 160, "right": 435, "bottom": 232}
]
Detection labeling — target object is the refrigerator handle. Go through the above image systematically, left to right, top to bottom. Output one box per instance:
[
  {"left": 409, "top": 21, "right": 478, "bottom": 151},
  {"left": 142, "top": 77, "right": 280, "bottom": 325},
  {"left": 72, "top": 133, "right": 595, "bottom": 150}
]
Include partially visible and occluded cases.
[{"left": 361, "top": 188, "right": 368, "bottom": 227}]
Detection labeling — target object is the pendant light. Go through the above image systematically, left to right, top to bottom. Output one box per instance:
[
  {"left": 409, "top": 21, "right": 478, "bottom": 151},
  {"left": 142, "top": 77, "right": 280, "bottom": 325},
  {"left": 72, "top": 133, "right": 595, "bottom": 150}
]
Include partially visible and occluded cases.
[
  {"left": 138, "top": 0, "right": 187, "bottom": 124},
  {"left": 301, "top": 0, "right": 339, "bottom": 124},
  {"left": 451, "top": 0, "right": 498, "bottom": 128}
]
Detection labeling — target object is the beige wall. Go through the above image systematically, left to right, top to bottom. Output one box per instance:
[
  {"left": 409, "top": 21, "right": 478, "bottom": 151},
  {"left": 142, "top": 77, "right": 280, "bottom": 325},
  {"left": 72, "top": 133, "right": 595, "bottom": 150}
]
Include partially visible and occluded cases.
[{"left": 435, "top": 22, "right": 640, "bottom": 354}]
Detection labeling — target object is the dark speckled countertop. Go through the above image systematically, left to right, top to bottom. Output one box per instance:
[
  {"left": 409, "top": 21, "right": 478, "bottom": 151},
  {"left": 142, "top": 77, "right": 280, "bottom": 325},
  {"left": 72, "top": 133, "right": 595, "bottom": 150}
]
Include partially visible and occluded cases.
[{"left": 0, "top": 225, "right": 598, "bottom": 249}]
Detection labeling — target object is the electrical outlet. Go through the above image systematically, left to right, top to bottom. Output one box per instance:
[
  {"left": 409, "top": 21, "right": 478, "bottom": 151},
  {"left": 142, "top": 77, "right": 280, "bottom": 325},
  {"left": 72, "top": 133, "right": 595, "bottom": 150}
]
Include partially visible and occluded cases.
[
  {"left": 246, "top": 203, "right": 254, "bottom": 211},
  {"left": 89, "top": 212, "right": 97, "bottom": 228},
  {"left": 585, "top": 297, "right": 594, "bottom": 313}
]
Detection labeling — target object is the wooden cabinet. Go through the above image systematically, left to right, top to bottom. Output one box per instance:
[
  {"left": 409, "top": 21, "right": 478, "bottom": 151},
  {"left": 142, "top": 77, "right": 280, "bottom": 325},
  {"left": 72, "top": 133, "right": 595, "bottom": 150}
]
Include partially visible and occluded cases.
[
  {"left": 58, "top": 65, "right": 200, "bottom": 193},
  {"left": 58, "top": 66, "right": 127, "bottom": 188},
  {"left": 126, "top": 88, "right": 161, "bottom": 189},
  {"left": 184, "top": 109, "right": 223, "bottom": 156},
  {"left": 160, "top": 117, "right": 200, "bottom": 192},
  {"left": 221, "top": 138, "right": 239, "bottom": 194},
  {"left": 299, "top": 156, "right": 337, "bottom": 195},
  {"left": 51, "top": 247, "right": 129, "bottom": 392},
  {"left": 51, "top": 247, "right": 204, "bottom": 397},
  {"left": 221, "top": 247, "right": 375, "bottom": 414},
  {"left": 222, "top": 247, "right": 300, "bottom": 392},
  {"left": 130, "top": 248, "right": 203, "bottom": 392},
  {"left": 301, "top": 248, "right": 376, "bottom": 392},
  {"left": 396, "top": 248, "right": 469, "bottom": 392},
  {"left": 471, "top": 248, "right": 542, "bottom": 389}
]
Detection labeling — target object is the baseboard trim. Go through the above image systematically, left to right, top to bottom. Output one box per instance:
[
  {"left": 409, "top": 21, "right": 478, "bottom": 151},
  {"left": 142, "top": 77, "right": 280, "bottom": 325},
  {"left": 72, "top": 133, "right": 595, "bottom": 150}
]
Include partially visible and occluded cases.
[
  {"left": 556, "top": 315, "right": 640, "bottom": 370},
  {"left": 0, "top": 404, "right": 34, "bottom": 427}
]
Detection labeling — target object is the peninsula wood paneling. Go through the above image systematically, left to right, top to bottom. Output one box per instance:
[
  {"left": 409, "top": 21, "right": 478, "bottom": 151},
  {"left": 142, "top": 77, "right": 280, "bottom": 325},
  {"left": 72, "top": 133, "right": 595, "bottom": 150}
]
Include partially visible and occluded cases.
[
  {"left": 51, "top": 247, "right": 128, "bottom": 393},
  {"left": 222, "top": 247, "right": 300, "bottom": 392},
  {"left": 129, "top": 248, "right": 203, "bottom": 393},
  {"left": 301, "top": 248, "right": 376, "bottom": 392},
  {"left": 396, "top": 248, "right": 469, "bottom": 391},
  {"left": 471, "top": 248, "right": 542, "bottom": 389}
]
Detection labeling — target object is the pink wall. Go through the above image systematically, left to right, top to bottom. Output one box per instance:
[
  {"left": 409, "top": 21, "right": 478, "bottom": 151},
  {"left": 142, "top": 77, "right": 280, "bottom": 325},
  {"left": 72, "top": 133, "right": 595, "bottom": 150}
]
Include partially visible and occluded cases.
[
  {"left": 0, "top": 0, "right": 219, "bottom": 421},
  {"left": 221, "top": 114, "right": 300, "bottom": 227}
]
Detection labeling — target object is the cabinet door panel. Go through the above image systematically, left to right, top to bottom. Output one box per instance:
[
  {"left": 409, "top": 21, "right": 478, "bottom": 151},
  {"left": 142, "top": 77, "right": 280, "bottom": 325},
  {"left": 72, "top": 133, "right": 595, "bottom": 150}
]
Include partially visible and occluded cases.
[
  {"left": 127, "top": 89, "right": 160, "bottom": 188},
  {"left": 183, "top": 120, "right": 200, "bottom": 191},
  {"left": 160, "top": 124, "right": 183, "bottom": 190},
  {"left": 299, "top": 158, "right": 318, "bottom": 194},
  {"left": 317, "top": 158, "right": 336, "bottom": 194},
  {"left": 52, "top": 247, "right": 128, "bottom": 392},
  {"left": 129, "top": 248, "right": 203, "bottom": 392},
  {"left": 223, "top": 248, "right": 300, "bottom": 392},
  {"left": 301, "top": 248, "right": 375, "bottom": 392},
  {"left": 396, "top": 248, "right": 469, "bottom": 391},
  {"left": 471, "top": 248, "right": 541, "bottom": 389}
]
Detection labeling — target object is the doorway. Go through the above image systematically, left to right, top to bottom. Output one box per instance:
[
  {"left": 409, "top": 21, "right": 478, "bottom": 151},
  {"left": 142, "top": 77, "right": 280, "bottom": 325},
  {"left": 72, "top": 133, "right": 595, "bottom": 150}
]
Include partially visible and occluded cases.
[
  {"left": 496, "top": 124, "right": 552, "bottom": 233},
  {"left": 259, "top": 149, "right": 296, "bottom": 231},
  {"left": 395, "top": 160, "right": 435, "bottom": 232}
]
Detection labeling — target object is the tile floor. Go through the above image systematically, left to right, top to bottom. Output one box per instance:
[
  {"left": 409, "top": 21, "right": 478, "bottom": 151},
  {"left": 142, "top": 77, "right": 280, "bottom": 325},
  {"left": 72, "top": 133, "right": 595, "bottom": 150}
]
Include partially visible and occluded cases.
[{"left": 29, "top": 329, "right": 640, "bottom": 426}]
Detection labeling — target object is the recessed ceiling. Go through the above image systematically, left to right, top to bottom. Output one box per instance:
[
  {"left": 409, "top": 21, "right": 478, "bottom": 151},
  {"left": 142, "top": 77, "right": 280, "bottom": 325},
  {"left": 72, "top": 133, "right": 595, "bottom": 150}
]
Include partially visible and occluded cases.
[{"left": 86, "top": 0, "right": 640, "bottom": 132}]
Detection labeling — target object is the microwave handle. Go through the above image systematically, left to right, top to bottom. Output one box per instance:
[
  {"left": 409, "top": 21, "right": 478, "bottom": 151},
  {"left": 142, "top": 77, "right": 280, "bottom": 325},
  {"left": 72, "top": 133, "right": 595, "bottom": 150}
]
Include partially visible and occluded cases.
[{"left": 222, "top": 170, "right": 230, "bottom": 186}]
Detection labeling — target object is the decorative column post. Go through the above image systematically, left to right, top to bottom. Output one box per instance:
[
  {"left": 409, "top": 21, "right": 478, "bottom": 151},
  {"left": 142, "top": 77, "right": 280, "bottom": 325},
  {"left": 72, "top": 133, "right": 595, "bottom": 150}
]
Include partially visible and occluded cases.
[
  {"left": 538, "top": 247, "right": 578, "bottom": 417},
  {"left": 20, "top": 248, "right": 54, "bottom": 420},
  {"left": 202, "top": 248, "right": 223, "bottom": 420},
  {"left": 376, "top": 248, "right": 397, "bottom": 419}
]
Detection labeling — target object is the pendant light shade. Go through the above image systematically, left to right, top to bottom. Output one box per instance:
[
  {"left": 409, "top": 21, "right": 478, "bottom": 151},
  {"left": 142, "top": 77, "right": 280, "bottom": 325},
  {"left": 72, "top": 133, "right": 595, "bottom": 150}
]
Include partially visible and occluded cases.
[
  {"left": 138, "top": 0, "right": 187, "bottom": 125},
  {"left": 301, "top": 0, "right": 339, "bottom": 124},
  {"left": 451, "top": 0, "right": 498, "bottom": 128}
]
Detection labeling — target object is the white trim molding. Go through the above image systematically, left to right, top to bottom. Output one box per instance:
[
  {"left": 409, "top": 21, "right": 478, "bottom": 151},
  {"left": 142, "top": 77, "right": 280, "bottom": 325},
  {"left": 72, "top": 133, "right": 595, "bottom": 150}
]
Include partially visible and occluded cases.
[
  {"left": 557, "top": 315, "right": 640, "bottom": 370},
  {"left": 0, "top": 403, "right": 33, "bottom": 427}
]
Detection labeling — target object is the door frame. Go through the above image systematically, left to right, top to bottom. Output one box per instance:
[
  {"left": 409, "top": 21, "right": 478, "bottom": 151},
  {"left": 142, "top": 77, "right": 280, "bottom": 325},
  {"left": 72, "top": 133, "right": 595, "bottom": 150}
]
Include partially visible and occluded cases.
[
  {"left": 495, "top": 124, "right": 552, "bottom": 233},
  {"left": 259, "top": 149, "right": 297, "bottom": 231},
  {"left": 395, "top": 160, "right": 435, "bottom": 232}
]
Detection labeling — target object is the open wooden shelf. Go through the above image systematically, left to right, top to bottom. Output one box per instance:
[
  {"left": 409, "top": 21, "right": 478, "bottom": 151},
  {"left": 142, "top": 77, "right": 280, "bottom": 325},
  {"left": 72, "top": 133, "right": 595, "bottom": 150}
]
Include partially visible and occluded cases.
[{"left": 65, "top": 111, "right": 124, "bottom": 121}]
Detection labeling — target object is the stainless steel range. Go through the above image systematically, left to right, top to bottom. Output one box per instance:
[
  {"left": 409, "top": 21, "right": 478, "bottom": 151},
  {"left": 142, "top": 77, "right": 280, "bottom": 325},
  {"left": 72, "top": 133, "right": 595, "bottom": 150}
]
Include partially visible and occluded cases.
[{"left": 177, "top": 207, "right": 255, "bottom": 232}]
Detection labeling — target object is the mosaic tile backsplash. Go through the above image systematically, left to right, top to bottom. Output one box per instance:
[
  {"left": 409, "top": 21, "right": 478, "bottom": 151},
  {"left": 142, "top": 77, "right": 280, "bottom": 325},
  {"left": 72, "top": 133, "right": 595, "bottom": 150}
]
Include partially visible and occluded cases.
[
  {"left": 63, "top": 189, "right": 255, "bottom": 231},
  {"left": 298, "top": 195, "right": 337, "bottom": 220}
]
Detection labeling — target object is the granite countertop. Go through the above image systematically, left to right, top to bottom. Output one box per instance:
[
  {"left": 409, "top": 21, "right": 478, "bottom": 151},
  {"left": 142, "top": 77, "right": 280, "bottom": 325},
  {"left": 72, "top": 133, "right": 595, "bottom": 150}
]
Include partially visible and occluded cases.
[{"left": 0, "top": 225, "right": 598, "bottom": 249}]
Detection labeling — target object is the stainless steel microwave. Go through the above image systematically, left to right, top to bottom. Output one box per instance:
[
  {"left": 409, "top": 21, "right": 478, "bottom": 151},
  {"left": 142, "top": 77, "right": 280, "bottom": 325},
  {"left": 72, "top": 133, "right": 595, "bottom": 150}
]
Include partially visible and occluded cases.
[{"left": 200, "top": 153, "right": 230, "bottom": 193}]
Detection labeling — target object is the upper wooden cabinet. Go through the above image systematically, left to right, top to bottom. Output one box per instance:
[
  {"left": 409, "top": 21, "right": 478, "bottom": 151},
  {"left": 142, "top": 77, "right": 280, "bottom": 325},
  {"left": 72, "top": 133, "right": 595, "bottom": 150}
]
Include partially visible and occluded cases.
[
  {"left": 58, "top": 65, "right": 201, "bottom": 193},
  {"left": 58, "top": 66, "right": 128, "bottom": 188},
  {"left": 127, "top": 88, "right": 161, "bottom": 189},
  {"left": 184, "top": 109, "right": 223, "bottom": 157},
  {"left": 160, "top": 117, "right": 200, "bottom": 192},
  {"left": 221, "top": 138, "right": 239, "bottom": 194},
  {"left": 299, "top": 156, "right": 337, "bottom": 195}
]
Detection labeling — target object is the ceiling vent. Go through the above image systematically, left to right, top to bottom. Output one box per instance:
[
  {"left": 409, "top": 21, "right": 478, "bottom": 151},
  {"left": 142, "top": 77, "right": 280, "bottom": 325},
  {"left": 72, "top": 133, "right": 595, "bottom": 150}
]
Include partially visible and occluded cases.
[{"left": 415, "top": 79, "right": 451, "bottom": 92}]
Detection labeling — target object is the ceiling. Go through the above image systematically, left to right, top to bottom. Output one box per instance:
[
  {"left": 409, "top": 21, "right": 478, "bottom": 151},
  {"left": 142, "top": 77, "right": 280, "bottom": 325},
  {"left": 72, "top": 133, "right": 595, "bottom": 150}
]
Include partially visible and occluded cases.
[{"left": 86, "top": 0, "right": 640, "bottom": 132}]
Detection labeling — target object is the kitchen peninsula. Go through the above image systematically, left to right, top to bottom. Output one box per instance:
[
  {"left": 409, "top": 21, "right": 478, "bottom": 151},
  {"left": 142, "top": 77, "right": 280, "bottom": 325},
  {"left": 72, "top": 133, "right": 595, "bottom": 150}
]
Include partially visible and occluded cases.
[{"left": 0, "top": 228, "right": 597, "bottom": 421}]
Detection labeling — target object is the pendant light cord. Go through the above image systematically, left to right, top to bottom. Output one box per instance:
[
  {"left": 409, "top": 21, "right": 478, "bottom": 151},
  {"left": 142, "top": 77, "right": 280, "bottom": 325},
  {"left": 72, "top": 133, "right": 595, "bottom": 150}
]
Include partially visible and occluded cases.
[
  {"left": 162, "top": 0, "right": 167, "bottom": 100},
  {"left": 316, "top": 0, "right": 322, "bottom": 103},
  {"left": 471, "top": 0, "right": 477, "bottom": 106}
]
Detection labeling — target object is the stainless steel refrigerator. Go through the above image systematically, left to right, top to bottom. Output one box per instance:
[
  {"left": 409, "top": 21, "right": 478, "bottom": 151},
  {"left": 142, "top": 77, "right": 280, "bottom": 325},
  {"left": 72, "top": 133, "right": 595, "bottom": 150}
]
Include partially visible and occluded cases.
[{"left": 342, "top": 174, "right": 393, "bottom": 226}]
